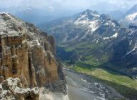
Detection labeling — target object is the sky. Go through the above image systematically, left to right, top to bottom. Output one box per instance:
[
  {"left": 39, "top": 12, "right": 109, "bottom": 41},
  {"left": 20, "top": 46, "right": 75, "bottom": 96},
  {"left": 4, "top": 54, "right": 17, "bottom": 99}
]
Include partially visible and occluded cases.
[
  {"left": 0, "top": 0, "right": 137, "bottom": 24},
  {"left": 0, "top": 0, "right": 137, "bottom": 11}
]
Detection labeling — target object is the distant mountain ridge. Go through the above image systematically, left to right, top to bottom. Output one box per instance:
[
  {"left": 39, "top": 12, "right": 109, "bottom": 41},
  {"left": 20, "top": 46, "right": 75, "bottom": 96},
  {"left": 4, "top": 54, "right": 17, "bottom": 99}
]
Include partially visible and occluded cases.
[
  {"left": 121, "top": 4, "right": 137, "bottom": 26},
  {"left": 42, "top": 9, "right": 137, "bottom": 78},
  {"left": 43, "top": 9, "right": 120, "bottom": 44}
]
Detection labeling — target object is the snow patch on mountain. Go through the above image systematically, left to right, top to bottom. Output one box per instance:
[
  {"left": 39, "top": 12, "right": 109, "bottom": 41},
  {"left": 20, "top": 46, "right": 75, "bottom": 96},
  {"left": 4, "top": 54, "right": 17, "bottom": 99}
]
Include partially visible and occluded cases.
[
  {"left": 74, "top": 10, "right": 101, "bottom": 33},
  {"left": 125, "top": 12, "right": 137, "bottom": 21},
  {"left": 76, "top": 14, "right": 87, "bottom": 22},
  {"left": 74, "top": 19, "right": 100, "bottom": 33},
  {"left": 89, "top": 20, "right": 100, "bottom": 32},
  {"left": 105, "top": 21, "right": 116, "bottom": 27},
  {"left": 103, "top": 32, "right": 118, "bottom": 40},
  {"left": 112, "top": 32, "right": 118, "bottom": 38},
  {"left": 126, "top": 43, "right": 137, "bottom": 55}
]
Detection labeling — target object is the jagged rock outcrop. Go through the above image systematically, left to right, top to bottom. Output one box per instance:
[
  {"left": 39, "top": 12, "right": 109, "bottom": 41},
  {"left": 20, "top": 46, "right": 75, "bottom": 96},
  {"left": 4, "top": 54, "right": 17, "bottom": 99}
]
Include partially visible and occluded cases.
[
  {"left": 0, "top": 13, "right": 66, "bottom": 99},
  {"left": 0, "top": 78, "right": 39, "bottom": 100}
]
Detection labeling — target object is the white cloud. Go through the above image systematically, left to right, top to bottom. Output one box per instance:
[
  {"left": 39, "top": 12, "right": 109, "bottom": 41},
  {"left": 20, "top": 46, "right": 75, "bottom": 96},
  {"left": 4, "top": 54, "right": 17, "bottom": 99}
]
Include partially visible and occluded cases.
[{"left": 0, "top": 0, "right": 137, "bottom": 13}]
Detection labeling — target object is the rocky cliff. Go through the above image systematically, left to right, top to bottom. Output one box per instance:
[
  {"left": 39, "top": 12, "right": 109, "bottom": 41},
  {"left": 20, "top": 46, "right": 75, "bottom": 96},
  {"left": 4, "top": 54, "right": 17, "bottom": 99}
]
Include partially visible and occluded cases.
[{"left": 0, "top": 13, "right": 66, "bottom": 99}]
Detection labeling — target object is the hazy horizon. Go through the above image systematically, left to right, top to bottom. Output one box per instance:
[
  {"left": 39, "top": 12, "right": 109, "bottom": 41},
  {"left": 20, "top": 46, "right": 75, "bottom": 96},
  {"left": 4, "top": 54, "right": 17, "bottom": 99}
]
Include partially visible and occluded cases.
[
  {"left": 0, "top": 0, "right": 137, "bottom": 24},
  {"left": 1, "top": 0, "right": 137, "bottom": 11}
]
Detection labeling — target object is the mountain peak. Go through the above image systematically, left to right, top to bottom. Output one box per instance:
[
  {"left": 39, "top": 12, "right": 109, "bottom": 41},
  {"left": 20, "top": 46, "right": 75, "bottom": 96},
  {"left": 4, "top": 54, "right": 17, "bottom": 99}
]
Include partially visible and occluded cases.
[
  {"left": 75, "top": 9, "right": 100, "bottom": 22},
  {"left": 81, "top": 9, "right": 99, "bottom": 17},
  {"left": 83, "top": 9, "right": 97, "bottom": 14},
  {"left": 0, "top": 12, "right": 26, "bottom": 36}
]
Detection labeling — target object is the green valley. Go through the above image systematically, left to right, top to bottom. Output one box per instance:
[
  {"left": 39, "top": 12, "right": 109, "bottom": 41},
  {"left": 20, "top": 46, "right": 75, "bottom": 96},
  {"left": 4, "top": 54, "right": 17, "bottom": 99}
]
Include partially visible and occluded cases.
[{"left": 70, "top": 64, "right": 137, "bottom": 99}]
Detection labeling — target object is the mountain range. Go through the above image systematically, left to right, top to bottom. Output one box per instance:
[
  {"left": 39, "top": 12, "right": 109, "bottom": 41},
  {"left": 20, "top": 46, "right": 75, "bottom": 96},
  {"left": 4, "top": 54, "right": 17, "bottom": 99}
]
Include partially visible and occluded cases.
[
  {"left": 1, "top": 3, "right": 137, "bottom": 99},
  {"left": 42, "top": 9, "right": 137, "bottom": 78},
  {"left": 0, "top": 11, "right": 127, "bottom": 100}
]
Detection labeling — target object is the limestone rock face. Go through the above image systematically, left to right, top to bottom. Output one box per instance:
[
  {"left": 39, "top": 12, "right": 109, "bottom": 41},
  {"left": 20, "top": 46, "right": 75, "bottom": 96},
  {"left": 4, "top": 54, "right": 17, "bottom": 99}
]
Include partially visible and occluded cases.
[
  {"left": 0, "top": 13, "right": 65, "bottom": 92},
  {"left": 0, "top": 78, "right": 39, "bottom": 100}
]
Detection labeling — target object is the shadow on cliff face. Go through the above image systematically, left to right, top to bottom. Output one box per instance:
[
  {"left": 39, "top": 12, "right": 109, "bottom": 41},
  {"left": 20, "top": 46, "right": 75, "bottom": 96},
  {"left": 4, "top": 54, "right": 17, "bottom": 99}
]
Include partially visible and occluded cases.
[
  {"left": 109, "top": 38, "right": 137, "bottom": 78},
  {"left": 56, "top": 46, "right": 79, "bottom": 64},
  {"left": 44, "top": 61, "right": 67, "bottom": 94}
]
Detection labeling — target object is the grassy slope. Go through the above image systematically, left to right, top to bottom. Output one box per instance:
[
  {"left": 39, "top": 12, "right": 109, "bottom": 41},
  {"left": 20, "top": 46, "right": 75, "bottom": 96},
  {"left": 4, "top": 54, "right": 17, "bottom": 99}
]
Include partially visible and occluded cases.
[{"left": 72, "top": 65, "right": 137, "bottom": 99}]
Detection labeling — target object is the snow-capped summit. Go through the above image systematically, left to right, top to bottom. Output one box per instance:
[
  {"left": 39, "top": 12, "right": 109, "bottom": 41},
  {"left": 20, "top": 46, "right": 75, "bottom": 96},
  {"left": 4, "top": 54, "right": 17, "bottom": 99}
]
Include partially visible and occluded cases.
[
  {"left": 121, "top": 4, "right": 137, "bottom": 26},
  {"left": 43, "top": 9, "right": 120, "bottom": 43},
  {"left": 74, "top": 9, "right": 119, "bottom": 37},
  {"left": 75, "top": 9, "right": 100, "bottom": 22},
  {"left": 81, "top": 9, "right": 100, "bottom": 18},
  {"left": 74, "top": 10, "right": 101, "bottom": 33}
]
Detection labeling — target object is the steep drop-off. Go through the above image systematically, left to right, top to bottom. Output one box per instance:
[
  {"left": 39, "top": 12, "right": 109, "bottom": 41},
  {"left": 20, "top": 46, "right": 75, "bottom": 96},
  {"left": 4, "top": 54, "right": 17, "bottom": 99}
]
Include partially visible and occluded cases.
[{"left": 0, "top": 13, "right": 66, "bottom": 99}]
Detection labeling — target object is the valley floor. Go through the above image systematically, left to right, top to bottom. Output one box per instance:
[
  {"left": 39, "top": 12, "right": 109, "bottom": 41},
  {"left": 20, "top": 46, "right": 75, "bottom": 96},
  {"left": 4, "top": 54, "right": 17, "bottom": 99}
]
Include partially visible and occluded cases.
[
  {"left": 69, "top": 65, "right": 137, "bottom": 100},
  {"left": 63, "top": 68, "right": 124, "bottom": 100}
]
